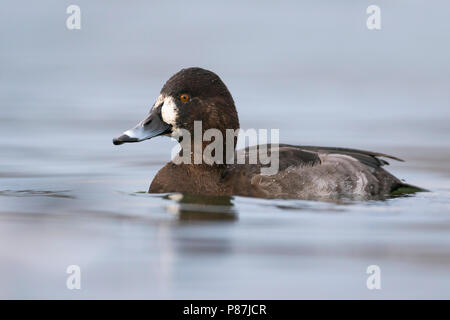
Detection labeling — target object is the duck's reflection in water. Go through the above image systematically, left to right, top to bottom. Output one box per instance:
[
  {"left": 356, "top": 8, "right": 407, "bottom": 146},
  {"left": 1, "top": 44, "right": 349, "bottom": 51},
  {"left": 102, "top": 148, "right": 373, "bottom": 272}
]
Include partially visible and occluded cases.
[
  {"left": 153, "top": 193, "right": 237, "bottom": 297},
  {"left": 163, "top": 193, "right": 237, "bottom": 222}
]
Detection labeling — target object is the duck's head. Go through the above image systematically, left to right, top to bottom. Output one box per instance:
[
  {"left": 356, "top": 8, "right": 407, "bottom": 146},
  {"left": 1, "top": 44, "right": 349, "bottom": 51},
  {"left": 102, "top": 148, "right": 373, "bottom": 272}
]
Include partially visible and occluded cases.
[{"left": 113, "top": 67, "right": 239, "bottom": 149}]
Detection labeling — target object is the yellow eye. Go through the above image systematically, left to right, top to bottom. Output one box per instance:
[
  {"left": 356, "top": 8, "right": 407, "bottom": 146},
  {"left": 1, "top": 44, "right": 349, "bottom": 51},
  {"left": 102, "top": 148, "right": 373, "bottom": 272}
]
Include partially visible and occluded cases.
[{"left": 179, "top": 93, "right": 190, "bottom": 103}]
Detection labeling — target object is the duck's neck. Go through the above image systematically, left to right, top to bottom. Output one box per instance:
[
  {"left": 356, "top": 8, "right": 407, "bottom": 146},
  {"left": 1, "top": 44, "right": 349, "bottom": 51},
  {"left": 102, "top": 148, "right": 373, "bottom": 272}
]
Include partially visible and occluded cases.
[
  {"left": 148, "top": 132, "right": 238, "bottom": 195},
  {"left": 149, "top": 161, "right": 230, "bottom": 196}
]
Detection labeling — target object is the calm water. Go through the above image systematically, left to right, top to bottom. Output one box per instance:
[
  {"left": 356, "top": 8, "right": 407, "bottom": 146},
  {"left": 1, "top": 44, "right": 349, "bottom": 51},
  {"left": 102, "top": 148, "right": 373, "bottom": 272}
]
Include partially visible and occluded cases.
[{"left": 1, "top": 1, "right": 450, "bottom": 299}]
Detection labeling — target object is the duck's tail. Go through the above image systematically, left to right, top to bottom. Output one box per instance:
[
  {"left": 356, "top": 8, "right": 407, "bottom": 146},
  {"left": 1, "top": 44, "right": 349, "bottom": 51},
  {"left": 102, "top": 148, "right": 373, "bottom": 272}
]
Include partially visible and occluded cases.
[{"left": 391, "top": 182, "right": 429, "bottom": 195}]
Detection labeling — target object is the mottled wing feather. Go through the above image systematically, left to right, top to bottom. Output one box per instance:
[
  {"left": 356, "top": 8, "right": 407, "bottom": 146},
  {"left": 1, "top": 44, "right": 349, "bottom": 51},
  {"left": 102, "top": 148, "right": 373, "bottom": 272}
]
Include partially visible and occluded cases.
[
  {"left": 238, "top": 144, "right": 402, "bottom": 171},
  {"left": 286, "top": 144, "right": 404, "bottom": 169}
]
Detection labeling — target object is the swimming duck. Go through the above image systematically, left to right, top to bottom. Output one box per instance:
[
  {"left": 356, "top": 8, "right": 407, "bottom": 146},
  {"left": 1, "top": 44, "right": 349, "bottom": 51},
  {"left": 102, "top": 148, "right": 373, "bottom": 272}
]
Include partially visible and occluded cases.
[{"left": 113, "top": 67, "right": 423, "bottom": 200}]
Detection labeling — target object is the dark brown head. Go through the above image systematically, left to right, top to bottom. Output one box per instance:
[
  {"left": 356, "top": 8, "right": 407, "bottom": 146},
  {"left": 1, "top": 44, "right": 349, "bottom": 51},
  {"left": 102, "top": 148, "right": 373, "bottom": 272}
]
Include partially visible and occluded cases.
[{"left": 113, "top": 67, "right": 239, "bottom": 149}]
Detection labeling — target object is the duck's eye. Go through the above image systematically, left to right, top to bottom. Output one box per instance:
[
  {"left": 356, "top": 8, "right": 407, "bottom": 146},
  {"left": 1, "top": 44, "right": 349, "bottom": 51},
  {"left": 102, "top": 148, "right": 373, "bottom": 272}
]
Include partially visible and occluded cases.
[{"left": 179, "top": 93, "right": 190, "bottom": 103}]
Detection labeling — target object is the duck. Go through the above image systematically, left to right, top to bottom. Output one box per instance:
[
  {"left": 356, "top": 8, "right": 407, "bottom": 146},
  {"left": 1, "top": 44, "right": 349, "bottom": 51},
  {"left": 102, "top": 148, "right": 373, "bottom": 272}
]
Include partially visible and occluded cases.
[{"left": 113, "top": 67, "right": 424, "bottom": 200}]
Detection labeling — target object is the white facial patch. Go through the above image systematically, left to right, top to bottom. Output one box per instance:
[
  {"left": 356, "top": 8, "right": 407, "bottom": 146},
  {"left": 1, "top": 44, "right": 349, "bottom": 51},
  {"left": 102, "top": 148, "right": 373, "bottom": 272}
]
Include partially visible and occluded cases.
[
  {"left": 153, "top": 94, "right": 165, "bottom": 109},
  {"left": 161, "top": 96, "right": 178, "bottom": 127}
]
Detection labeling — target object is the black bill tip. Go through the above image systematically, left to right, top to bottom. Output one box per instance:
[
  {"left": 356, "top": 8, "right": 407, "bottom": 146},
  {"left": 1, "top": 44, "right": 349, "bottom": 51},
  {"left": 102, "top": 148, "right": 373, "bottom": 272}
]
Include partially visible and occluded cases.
[{"left": 112, "top": 134, "right": 139, "bottom": 145}]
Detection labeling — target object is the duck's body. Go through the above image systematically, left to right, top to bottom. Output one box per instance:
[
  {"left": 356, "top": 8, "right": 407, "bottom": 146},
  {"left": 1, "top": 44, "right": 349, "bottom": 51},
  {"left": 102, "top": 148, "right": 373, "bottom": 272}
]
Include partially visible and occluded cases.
[
  {"left": 113, "top": 67, "right": 423, "bottom": 200},
  {"left": 149, "top": 144, "right": 411, "bottom": 200}
]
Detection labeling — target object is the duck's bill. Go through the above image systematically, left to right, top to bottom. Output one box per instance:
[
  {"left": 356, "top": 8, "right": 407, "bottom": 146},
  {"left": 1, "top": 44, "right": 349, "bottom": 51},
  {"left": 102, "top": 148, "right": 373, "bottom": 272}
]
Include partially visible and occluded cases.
[{"left": 113, "top": 110, "right": 172, "bottom": 145}]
